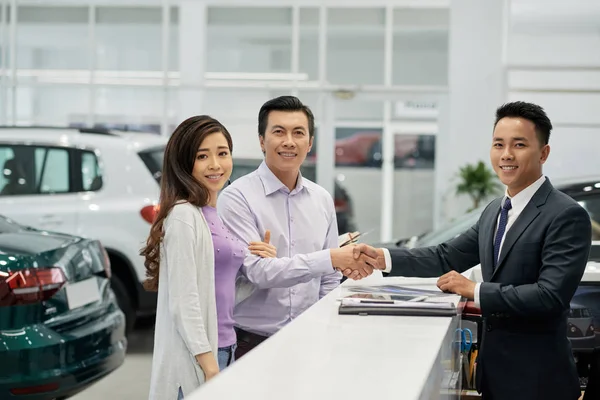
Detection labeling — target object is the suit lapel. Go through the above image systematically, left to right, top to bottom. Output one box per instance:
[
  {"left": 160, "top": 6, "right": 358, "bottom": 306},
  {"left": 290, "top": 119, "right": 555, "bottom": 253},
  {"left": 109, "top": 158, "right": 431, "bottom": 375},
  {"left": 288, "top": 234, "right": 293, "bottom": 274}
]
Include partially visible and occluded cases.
[{"left": 490, "top": 179, "right": 553, "bottom": 280}]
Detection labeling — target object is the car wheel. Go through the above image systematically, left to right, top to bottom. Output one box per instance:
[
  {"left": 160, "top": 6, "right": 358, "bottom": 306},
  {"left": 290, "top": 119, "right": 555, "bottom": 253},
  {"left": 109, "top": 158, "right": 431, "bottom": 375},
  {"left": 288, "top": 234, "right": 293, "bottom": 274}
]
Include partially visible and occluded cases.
[{"left": 111, "top": 275, "right": 136, "bottom": 335}]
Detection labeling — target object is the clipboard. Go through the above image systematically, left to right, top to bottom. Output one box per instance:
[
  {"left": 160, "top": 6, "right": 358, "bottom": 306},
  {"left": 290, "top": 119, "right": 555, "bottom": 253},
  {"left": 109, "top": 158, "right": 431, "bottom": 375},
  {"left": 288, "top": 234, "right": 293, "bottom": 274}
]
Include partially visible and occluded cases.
[{"left": 339, "top": 229, "right": 374, "bottom": 247}]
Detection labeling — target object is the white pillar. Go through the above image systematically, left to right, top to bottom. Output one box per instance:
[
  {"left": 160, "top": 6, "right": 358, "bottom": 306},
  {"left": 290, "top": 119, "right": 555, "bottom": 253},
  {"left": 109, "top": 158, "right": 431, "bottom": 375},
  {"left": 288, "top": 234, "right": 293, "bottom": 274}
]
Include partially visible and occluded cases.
[
  {"left": 434, "top": 0, "right": 508, "bottom": 226},
  {"left": 177, "top": 1, "right": 207, "bottom": 127},
  {"left": 315, "top": 6, "right": 335, "bottom": 199},
  {"left": 379, "top": 6, "right": 394, "bottom": 243},
  {"left": 317, "top": 93, "right": 335, "bottom": 197}
]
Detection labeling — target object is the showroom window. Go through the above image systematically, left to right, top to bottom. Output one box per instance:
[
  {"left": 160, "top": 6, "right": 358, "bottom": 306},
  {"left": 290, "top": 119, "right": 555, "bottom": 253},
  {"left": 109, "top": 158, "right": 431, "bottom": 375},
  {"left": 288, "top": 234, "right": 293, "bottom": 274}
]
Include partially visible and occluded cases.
[{"left": 206, "top": 7, "right": 292, "bottom": 73}]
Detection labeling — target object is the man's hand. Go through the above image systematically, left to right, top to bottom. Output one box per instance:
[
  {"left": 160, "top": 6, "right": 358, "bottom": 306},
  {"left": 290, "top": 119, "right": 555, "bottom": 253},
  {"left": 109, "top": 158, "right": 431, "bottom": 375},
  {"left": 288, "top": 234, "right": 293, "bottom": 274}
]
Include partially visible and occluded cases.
[
  {"left": 249, "top": 230, "right": 277, "bottom": 258},
  {"left": 339, "top": 244, "right": 385, "bottom": 280},
  {"left": 330, "top": 246, "right": 378, "bottom": 279},
  {"left": 436, "top": 271, "right": 476, "bottom": 299}
]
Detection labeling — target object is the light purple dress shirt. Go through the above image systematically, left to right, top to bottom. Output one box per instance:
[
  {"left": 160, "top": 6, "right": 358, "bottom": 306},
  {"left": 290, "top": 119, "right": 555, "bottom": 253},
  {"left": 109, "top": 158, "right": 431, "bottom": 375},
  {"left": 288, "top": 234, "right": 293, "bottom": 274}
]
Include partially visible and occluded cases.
[{"left": 217, "top": 161, "right": 342, "bottom": 337}]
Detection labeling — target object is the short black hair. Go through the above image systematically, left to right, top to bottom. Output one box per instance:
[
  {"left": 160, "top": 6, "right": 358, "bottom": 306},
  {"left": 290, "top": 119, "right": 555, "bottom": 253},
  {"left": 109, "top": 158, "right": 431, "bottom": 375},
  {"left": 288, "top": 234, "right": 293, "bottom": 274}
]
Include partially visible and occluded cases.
[
  {"left": 258, "top": 96, "right": 315, "bottom": 139},
  {"left": 494, "top": 101, "right": 552, "bottom": 145}
]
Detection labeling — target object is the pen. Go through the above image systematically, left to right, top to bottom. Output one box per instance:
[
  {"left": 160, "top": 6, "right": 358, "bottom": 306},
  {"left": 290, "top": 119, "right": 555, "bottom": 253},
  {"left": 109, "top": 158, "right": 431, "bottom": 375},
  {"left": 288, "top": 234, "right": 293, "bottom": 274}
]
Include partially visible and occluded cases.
[{"left": 359, "top": 300, "right": 394, "bottom": 304}]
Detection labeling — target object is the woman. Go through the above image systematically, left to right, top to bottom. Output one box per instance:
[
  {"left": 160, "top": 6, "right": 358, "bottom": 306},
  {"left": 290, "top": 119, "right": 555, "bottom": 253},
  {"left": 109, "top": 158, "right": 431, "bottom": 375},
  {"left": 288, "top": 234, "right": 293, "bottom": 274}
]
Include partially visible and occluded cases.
[{"left": 141, "top": 116, "right": 276, "bottom": 400}]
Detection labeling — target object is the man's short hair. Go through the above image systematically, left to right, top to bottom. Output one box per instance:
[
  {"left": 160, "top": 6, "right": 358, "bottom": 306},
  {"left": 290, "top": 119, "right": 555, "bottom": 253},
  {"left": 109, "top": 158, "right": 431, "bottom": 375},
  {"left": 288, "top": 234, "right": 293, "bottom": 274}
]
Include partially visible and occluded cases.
[
  {"left": 258, "top": 96, "right": 315, "bottom": 139},
  {"left": 494, "top": 101, "right": 552, "bottom": 145}
]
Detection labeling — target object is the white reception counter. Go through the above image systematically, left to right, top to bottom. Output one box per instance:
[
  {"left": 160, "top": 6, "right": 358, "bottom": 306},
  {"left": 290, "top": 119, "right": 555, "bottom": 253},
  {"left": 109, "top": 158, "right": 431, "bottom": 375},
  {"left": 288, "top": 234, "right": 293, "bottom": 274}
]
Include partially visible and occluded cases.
[{"left": 188, "top": 275, "right": 465, "bottom": 400}]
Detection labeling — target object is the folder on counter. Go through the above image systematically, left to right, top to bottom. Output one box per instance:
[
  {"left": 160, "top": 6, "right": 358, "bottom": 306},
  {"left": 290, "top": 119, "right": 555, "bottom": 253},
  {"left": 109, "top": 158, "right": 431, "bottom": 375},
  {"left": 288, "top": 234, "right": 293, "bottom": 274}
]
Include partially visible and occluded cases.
[{"left": 338, "top": 298, "right": 458, "bottom": 317}]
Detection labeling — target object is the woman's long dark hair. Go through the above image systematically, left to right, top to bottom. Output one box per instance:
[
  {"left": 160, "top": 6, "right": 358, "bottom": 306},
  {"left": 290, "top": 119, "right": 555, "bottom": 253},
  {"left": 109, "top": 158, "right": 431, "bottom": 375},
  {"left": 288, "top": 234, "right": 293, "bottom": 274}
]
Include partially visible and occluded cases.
[{"left": 140, "top": 115, "right": 233, "bottom": 291}]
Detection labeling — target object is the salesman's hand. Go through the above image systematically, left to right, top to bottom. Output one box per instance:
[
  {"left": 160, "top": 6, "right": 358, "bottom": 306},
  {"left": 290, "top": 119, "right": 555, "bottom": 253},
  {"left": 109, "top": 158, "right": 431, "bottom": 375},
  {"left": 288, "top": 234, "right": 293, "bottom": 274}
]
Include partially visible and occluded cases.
[
  {"left": 249, "top": 230, "right": 277, "bottom": 258},
  {"left": 339, "top": 244, "right": 385, "bottom": 280},
  {"left": 352, "top": 244, "right": 384, "bottom": 266},
  {"left": 330, "top": 245, "right": 378, "bottom": 279},
  {"left": 436, "top": 271, "right": 476, "bottom": 299}
]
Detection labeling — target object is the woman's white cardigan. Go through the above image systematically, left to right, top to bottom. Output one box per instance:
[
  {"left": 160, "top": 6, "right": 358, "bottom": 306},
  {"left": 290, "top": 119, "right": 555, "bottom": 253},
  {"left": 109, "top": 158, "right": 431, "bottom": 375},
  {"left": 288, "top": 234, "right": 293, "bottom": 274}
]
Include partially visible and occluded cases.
[{"left": 148, "top": 202, "right": 218, "bottom": 400}]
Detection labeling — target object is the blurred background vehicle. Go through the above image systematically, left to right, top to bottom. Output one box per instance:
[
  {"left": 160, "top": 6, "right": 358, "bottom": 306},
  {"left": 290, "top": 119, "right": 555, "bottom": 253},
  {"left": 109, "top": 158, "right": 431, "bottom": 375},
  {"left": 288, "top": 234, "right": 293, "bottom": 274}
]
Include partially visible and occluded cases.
[
  {"left": 0, "top": 126, "right": 167, "bottom": 334},
  {"left": 0, "top": 214, "right": 126, "bottom": 399},
  {"left": 568, "top": 304, "right": 597, "bottom": 352}
]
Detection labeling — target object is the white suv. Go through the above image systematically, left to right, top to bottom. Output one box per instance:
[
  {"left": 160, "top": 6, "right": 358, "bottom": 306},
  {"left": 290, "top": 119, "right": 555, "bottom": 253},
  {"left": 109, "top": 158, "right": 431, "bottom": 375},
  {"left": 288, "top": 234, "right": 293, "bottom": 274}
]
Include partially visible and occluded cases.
[{"left": 0, "top": 126, "right": 167, "bottom": 332}]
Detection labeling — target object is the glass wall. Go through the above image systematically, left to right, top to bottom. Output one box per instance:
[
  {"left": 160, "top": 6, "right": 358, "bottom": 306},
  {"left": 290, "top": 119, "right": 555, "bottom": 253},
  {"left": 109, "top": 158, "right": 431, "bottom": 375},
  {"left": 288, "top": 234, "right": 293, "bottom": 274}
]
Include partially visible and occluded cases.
[
  {"left": 0, "top": 2, "right": 448, "bottom": 241},
  {"left": 1, "top": 3, "right": 448, "bottom": 123},
  {"left": 95, "top": 7, "right": 163, "bottom": 72},
  {"left": 207, "top": 7, "right": 292, "bottom": 74},
  {"left": 327, "top": 8, "right": 385, "bottom": 85}
]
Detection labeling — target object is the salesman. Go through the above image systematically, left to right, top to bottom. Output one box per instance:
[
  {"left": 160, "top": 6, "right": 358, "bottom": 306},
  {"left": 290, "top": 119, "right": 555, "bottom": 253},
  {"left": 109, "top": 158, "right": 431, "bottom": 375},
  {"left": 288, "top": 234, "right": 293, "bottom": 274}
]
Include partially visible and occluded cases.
[{"left": 352, "top": 101, "right": 591, "bottom": 400}]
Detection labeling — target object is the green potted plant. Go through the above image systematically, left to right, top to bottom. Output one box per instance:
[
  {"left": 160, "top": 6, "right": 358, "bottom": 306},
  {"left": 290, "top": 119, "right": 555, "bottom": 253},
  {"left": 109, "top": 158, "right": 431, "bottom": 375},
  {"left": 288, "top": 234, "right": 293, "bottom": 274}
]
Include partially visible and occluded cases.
[{"left": 456, "top": 161, "right": 503, "bottom": 211}]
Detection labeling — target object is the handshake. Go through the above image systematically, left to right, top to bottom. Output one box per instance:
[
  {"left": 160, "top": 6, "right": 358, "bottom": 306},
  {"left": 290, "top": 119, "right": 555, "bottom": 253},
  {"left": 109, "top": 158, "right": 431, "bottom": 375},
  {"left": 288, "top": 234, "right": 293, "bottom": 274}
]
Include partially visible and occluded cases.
[{"left": 330, "top": 243, "right": 384, "bottom": 280}]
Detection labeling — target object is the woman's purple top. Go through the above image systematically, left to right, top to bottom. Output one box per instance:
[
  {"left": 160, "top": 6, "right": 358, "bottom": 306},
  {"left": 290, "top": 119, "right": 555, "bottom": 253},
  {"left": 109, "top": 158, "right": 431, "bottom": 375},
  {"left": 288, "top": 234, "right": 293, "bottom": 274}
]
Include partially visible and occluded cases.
[{"left": 202, "top": 206, "right": 245, "bottom": 348}]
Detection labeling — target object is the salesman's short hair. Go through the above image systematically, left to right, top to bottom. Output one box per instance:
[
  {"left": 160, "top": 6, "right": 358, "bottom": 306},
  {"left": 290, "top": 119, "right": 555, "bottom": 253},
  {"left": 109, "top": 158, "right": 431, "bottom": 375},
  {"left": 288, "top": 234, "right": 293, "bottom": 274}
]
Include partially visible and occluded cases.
[{"left": 494, "top": 101, "right": 552, "bottom": 145}]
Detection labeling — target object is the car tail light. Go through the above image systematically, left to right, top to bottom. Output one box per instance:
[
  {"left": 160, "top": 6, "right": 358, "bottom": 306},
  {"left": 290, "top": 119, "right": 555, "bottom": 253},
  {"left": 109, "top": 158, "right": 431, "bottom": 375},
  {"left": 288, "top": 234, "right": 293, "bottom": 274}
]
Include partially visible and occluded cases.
[
  {"left": 334, "top": 198, "right": 348, "bottom": 213},
  {"left": 140, "top": 205, "right": 159, "bottom": 224},
  {"left": 0, "top": 267, "right": 66, "bottom": 307},
  {"left": 10, "top": 382, "right": 60, "bottom": 396}
]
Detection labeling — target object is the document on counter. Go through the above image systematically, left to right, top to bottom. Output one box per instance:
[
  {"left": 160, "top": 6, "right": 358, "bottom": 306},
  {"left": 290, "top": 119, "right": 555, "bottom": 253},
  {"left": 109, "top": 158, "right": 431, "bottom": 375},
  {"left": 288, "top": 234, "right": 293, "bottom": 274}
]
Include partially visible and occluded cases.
[{"left": 338, "top": 283, "right": 459, "bottom": 316}]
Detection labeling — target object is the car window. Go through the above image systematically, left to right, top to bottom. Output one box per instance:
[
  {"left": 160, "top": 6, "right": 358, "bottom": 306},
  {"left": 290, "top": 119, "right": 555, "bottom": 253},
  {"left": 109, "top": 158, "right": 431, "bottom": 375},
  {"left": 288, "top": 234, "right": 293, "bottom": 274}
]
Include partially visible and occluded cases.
[
  {"left": 0, "top": 145, "right": 70, "bottom": 196},
  {"left": 138, "top": 146, "right": 165, "bottom": 183},
  {"left": 0, "top": 147, "right": 16, "bottom": 191},
  {"left": 37, "top": 148, "right": 69, "bottom": 193},
  {"left": 80, "top": 151, "right": 103, "bottom": 191},
  {"left": 229, "top": 159, "right": 318, "bottom": 183},
  {"left": 230, "top": 163, "right": 259, "bottom": 182},
  {"left": 575, "top": 194, "right": 600, "bottom": 241},
  {"left": 415, "top": 207, "right": 484, "bottom": 247},
  {"left": 0, "top": 215, "right": 21, "bottom": 234}
]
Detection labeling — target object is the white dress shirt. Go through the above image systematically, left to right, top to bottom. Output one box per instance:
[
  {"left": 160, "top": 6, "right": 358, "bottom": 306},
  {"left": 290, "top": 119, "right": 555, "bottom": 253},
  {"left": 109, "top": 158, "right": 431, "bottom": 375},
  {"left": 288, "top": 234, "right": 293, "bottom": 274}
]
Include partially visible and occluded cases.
[{"left": 382, "top": 175, "right": 547, "bottom": 309}]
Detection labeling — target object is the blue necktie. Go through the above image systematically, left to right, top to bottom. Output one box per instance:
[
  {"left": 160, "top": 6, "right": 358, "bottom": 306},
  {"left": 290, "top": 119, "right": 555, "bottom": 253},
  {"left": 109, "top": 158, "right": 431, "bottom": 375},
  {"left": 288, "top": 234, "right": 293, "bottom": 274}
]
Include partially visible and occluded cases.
[{"left": 493, "top": 198, "right": 512, "bottom": 268}]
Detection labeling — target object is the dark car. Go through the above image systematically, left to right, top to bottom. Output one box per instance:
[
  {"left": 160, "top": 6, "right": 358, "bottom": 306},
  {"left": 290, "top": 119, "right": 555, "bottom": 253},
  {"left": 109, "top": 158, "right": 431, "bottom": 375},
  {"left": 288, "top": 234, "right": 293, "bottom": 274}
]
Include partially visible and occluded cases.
[
  {"left": 229, "top": 158, "right": 357, "bottom": 234},
  {"left": 0, "top": 215, "right": 126, "bottom": 399},
  {"left": 569, "top": 304, "right": 597, "bottom": 352}
]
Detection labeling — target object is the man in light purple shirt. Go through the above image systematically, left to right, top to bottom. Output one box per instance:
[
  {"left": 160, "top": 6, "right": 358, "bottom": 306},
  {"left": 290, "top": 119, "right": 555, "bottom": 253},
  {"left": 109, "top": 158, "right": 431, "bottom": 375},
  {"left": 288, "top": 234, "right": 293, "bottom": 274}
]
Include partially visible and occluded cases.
[{"left": 217, "top": 96, "right": 377, "bottom": 359}]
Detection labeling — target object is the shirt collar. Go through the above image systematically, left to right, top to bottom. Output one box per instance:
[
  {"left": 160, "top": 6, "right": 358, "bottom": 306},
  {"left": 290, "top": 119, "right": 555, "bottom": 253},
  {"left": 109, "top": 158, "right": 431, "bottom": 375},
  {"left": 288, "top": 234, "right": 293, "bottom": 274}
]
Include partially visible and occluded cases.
[
  {"left": 257, "top": 161, "right": 305, "bottom": 196},
  {"left": 503, "top": 174, "right": 547, "bottom": 212}
]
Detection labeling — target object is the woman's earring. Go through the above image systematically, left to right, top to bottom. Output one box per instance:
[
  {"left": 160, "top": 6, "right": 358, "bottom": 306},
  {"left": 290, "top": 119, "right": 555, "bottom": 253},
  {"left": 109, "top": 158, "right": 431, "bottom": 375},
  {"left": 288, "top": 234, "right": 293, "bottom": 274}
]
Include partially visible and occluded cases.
[{"left": 227, "top": 179, "right": 231, "bottom": 186}]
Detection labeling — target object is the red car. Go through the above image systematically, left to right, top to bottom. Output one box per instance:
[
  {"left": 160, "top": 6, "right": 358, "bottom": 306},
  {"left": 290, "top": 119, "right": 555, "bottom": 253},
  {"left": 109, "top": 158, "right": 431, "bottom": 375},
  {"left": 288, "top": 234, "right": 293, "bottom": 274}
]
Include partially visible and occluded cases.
[{"left": 334, "top": 131, "right": 431, "bottom": 167}]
